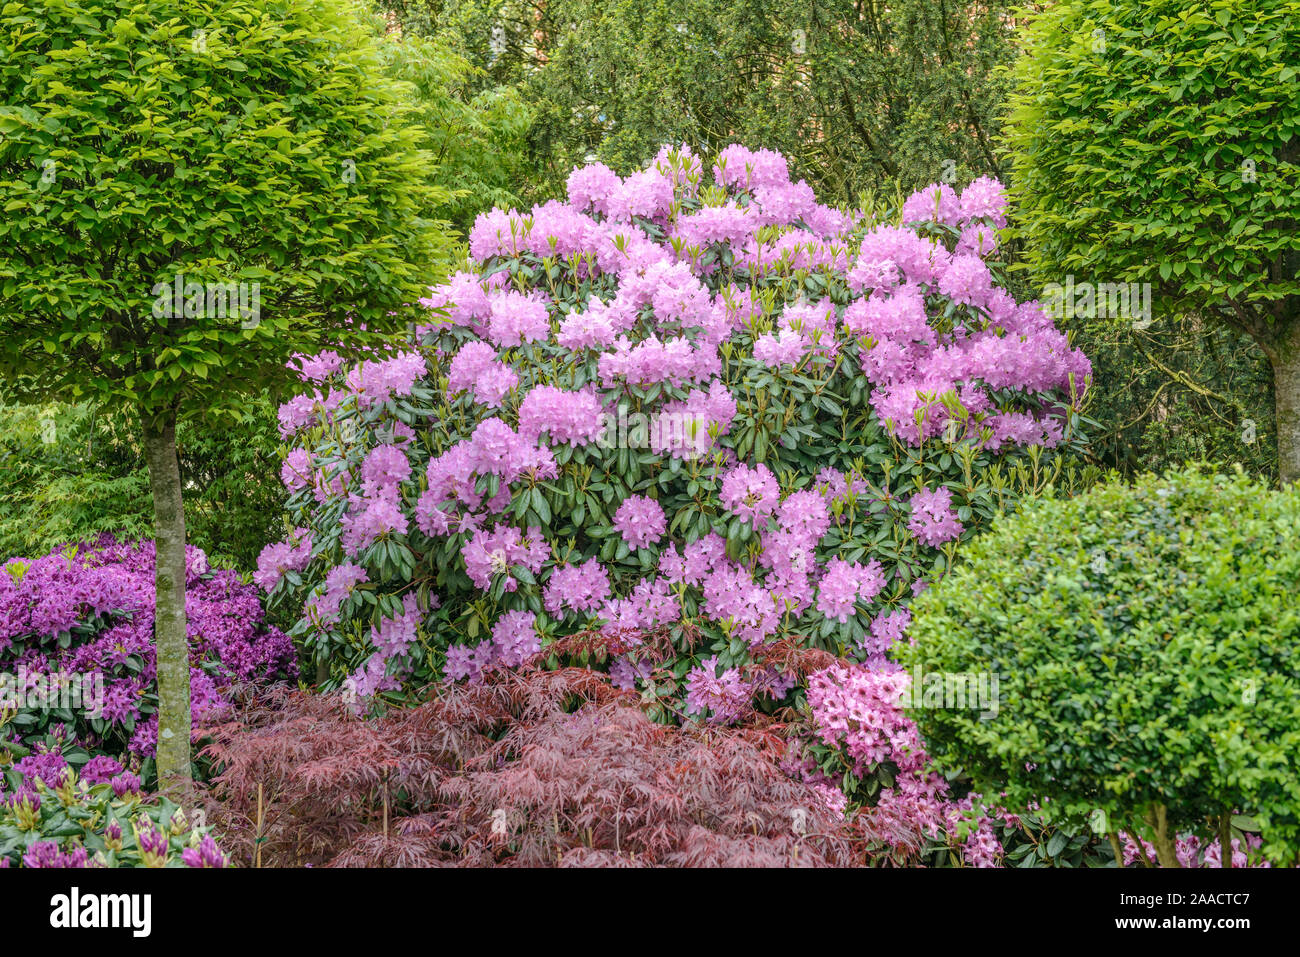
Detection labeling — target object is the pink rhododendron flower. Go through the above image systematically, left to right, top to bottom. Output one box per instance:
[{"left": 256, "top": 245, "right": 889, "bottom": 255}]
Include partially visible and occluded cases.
[
  {"left": 901, "top": 182, "right": 960, "bottom": 227},
  {"left": 907, "top": 486, "right": 964, "bottom": 547},
  {"left": 612, "top": 495, "right": 667, "bottom": 549},
  {"left": 543, "top": 559, "right": 611, "bottom": 618}
]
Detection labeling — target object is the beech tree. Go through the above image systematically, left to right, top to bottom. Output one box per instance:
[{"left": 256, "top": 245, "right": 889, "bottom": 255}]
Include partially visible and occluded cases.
[
  {"left": 0, "top": 0, "right": 448, "bottom": 788},
  {"left": 1007, "top": 0, "right": 1300, "bottom": 484}
]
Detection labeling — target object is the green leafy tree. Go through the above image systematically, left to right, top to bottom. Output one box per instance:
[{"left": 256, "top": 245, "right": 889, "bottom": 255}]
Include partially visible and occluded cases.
[
  {"left": 0, "top": 0, "right": 450, "bottom": 789},
  {"left": 1007, "top": 0, "right": 1300, "bottom": 483}
]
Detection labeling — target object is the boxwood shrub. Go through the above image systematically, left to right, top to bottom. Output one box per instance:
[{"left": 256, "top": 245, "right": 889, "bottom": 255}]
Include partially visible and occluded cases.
[{"left": 899, "top": 466, "right": 1300, "bottom": 866}]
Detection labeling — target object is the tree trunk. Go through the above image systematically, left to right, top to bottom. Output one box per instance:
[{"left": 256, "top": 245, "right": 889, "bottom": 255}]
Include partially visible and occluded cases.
[
  {"left": 1273, "top": 322, "right": 1300, "bottom": 486},
  {"left": 142, "top": 407, "right": 192, "bottom": 794},
  {"left": 1146, "top": 803, "right": 1181, "bottom": 868},
  {"left": 1218, "top": 810, "right": 1233, "bottom": 868}
]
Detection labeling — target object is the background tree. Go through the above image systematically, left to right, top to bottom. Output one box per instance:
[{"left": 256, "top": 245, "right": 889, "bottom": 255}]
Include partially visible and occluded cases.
[
  {"left": 0, "top": 0, "right": 450, "bottom": 788},
  {"left": 375, "top": 0, "right": 1286, "bottom": 484},
  {"left": 386, "top": 0, "right": 1018, "bottom": 206},
  {"left": 1006, "top": 0, "right": 1300, "bottom": 484},
  {"left": 374, "top": 20, "right": 532, "bottom": 233},
  {"left": 1064, "top": 314, "right": 1276, "bottom": 480},
  {"left": 0, "top": 399, "right": 284, "bottom": 572},
  {"left": 0, "top": 403, "right": 153, "bottom": 557}
]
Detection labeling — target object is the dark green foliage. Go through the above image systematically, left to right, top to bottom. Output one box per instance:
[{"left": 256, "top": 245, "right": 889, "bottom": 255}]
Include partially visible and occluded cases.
[
  {"left": 405, "top": 0, "right": 1016, "bottom": 206},
  {"left": 374, "top": 22, "right": 532, "bottom": 233},
  {"left": 1072, "top": 314, "right": 1276, "bottom": 480},
  {"left": 0, "top": 401, "right": 283, "bottom": 571},
  {"left": 174, "top": 403, "right": 285, "bottom": 571},
  {"left": 0, "top": 404, "right": 153, "bottom": 559},
  {"left": 0, "top": 761, "right": 225, "bottom": 868}
]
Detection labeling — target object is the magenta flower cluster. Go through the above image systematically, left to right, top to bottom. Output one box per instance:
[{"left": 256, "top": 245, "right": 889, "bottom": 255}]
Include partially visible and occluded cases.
[{"left": 1, "top": 538, "right": 296, "bottom": 764}]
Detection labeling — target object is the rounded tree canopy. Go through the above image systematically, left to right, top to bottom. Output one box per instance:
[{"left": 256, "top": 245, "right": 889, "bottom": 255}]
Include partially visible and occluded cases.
[
  {"left": 0, "top": 0, "right": 451, "bottom": 418},
  {"left": 1006, "top": 0, "right": 1300, "bottom": 339}
]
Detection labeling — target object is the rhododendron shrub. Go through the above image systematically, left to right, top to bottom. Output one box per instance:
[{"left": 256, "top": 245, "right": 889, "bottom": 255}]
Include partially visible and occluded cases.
[
  {"left": 264, "top": 145, "right": 1091, "bottom": 718},
  {"left": 0, "top": 539, "right": 296, "bottom": 779},
  {"left": 0, "top": 759, "right": 227, "bottom": 868}
]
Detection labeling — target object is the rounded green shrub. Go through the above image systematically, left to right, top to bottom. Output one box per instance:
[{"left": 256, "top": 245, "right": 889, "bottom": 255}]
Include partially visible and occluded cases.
[{"left": 899, "top": 466, "right": 1300, "bottom": 865}]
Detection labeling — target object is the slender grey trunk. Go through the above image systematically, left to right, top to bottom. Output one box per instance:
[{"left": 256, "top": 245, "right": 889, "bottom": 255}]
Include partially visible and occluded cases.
[
  {"left": 1273, "top": 322, "right": 1300, "bottom": 486},
  {"left": 142, "top": 407, "right": 192, "bottom": 793}
]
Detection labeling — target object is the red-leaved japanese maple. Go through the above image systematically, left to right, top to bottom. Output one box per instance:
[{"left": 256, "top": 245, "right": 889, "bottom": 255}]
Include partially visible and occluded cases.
[{"left": 197, "top": 663, "right": 868, "bottom": 867}]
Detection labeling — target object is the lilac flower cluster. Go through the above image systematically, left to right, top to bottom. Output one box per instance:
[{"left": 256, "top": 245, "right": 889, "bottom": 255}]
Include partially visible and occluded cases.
[
  {"left": 266, "top": 143, "right": 1090, "bottom": 727},
  {"left": 447, "top": 340, "right": 519, "bottom": 407},
  {"left": 720, "top": 463, "right": 780, "bottom": 527},
  {"left": 907, "top": 486, "right": 964, "bottom": 547},
  {"left": 612, "top": 495, "right": 666, "bottom": 550},
  {"left": 462, "top": 525, "right": 548, "bottom": 592},
  {"left": 543, "top": 559, "right": 611, "bottom": 617},
  {"left": 444, "top": 610, "right": 541, "bottom": 684},
  {"left": 684, "top": 655, "right": 752, "bottom": 725},
  {"left": 181, "top": 833, "right": 229, "bottom": 869}
]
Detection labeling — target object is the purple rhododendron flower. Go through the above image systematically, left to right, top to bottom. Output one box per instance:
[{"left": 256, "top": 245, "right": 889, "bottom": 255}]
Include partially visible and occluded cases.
[{"left": 0, "top": 538, "right": 296, "bottom": 765}]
